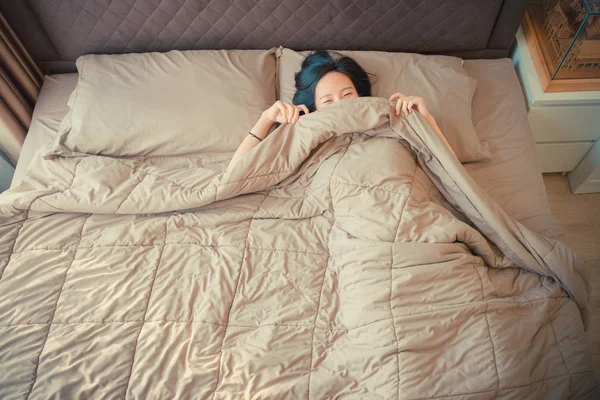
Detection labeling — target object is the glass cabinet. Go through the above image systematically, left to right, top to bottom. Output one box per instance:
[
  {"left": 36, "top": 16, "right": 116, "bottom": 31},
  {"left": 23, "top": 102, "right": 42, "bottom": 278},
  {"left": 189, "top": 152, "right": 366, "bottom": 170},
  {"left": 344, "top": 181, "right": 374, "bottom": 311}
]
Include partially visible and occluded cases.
[{"left": 526, "top": 0, "right": 600, "bottom": 90}]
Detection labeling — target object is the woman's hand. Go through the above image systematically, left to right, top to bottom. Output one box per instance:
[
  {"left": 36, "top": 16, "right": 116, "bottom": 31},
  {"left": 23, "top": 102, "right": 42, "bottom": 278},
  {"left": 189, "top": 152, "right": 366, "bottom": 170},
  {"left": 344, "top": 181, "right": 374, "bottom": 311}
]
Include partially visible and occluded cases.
[
  {"left": 389, "top": 92, "right": 432, "bottom": 120},
  {"left": 262, "top": 100, "right": 310, "bottom": 124}
]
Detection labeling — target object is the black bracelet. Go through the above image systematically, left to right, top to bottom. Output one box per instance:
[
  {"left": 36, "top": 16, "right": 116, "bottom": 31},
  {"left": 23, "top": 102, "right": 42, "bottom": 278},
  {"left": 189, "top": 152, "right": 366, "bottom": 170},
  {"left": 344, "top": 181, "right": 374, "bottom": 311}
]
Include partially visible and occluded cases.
[{"left": 248, "top": 131, "right": 262, "bottom": 142}]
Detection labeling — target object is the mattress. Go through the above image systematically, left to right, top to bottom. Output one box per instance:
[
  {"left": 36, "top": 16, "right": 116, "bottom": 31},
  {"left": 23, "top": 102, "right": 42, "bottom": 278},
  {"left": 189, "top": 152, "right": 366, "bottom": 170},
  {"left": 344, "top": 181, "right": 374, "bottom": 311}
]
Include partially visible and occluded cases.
[{"left": 11, "top": 59, "right": 563, "bottom": 242}]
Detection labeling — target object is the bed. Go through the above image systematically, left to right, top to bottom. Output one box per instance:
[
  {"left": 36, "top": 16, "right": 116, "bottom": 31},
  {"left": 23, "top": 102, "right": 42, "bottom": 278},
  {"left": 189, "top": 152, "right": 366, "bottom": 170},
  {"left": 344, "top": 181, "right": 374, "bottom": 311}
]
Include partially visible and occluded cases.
[{"left": 0, "top": 0, "right": 597, "bottom": 399}]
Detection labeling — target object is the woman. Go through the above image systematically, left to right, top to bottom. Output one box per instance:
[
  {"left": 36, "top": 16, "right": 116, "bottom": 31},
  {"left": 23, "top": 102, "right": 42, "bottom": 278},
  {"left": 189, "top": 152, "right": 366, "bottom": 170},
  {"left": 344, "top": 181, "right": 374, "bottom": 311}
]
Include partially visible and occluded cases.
[{"left": 227, "top": 50, "right": 438, "bottom": 170}]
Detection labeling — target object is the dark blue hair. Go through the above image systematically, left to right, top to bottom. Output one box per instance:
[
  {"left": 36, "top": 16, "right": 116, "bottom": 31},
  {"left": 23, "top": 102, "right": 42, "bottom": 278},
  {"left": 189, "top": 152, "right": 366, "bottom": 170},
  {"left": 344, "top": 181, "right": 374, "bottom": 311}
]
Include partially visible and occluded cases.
[{"left": 292, "top": 50, "right": 372, "bottom": 112}]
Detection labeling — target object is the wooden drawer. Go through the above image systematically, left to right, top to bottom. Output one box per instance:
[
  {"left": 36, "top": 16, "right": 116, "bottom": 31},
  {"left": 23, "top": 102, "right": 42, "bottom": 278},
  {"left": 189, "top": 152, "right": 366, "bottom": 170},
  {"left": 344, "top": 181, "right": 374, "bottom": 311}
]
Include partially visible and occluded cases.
[
  {"left": 528, "top": 106, "right": 600, "bottom": 143},
  {"left": 535, "top": 142, "right": 593, "bottom": 173}
]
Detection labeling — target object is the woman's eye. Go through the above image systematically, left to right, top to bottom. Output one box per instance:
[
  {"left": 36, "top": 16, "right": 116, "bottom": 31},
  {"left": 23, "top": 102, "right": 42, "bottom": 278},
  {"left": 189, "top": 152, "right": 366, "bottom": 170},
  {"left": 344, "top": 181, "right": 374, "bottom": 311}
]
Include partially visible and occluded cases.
[{"left": 344, "top": 93, "right": 352, "bottom": 97}]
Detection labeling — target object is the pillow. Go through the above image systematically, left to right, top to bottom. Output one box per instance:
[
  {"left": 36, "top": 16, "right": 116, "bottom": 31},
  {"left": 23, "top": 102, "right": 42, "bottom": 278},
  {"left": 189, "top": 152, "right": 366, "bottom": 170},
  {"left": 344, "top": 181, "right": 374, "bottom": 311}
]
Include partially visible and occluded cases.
[
  {"left": 276, "top": 47, "right": 489, "bottom": 163},
  {"left": 48, "top": 49, "right": 277, "bottom": 158}
]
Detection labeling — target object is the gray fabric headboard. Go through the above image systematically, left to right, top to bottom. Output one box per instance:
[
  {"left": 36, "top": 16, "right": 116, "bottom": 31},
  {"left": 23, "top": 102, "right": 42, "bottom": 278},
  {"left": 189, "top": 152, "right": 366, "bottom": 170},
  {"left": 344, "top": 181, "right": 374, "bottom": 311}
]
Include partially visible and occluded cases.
[{"left": 0, "top": 0, "right": 527, "bottom": 75}]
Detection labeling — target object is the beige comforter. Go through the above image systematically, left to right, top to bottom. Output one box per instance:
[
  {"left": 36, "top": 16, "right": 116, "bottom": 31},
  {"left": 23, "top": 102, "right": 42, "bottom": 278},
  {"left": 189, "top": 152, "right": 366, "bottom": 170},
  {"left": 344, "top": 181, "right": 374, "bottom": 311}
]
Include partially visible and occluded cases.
[{"left": 0, "top": 97, "right": 597, "bottom": 399}]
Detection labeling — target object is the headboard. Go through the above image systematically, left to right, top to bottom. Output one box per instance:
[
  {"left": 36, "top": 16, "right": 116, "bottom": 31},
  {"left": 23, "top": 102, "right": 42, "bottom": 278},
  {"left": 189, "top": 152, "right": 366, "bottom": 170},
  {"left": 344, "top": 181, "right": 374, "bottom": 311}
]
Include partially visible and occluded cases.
[{"left": 0, "top": 0, "right": 527, "bottom": 75}]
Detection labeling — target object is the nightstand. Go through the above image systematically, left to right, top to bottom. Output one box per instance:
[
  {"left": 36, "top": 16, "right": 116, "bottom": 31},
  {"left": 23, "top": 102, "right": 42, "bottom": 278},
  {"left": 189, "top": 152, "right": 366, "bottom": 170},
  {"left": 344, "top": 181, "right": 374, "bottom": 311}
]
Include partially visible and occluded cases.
[
  {"left": 511, "top": 26, "right": 600, "bottom": 193},
  {"left": 568, "top": 140, "right": 600, "bottom": 193}
]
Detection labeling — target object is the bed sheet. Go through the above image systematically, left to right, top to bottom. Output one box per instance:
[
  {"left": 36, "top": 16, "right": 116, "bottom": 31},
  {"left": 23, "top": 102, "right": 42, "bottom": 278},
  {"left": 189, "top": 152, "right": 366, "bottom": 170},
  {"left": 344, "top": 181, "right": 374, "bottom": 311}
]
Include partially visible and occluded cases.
[
  {"left": 462, "top": 59, "right": 563, "bottom": 242},
  {"left": 11, "top": 60, "right": 563, "bottom": 241},
  {"left": 12, "top": 73, "right": 77, "bottom": 187}
]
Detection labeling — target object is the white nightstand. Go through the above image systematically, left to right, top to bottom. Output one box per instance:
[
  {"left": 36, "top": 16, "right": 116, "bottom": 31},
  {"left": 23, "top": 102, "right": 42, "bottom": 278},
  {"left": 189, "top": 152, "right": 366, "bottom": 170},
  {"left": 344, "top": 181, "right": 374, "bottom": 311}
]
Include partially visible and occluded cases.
[{"left": 511, "top": 27, "right": 600, "bottom": 193}]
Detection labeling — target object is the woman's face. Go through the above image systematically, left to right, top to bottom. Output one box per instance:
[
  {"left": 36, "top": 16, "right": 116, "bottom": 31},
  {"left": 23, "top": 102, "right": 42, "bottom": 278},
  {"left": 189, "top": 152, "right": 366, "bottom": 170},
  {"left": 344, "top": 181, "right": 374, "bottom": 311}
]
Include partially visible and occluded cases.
[{"left": 314, "top": 71, "right": 359, "bottom": 110}]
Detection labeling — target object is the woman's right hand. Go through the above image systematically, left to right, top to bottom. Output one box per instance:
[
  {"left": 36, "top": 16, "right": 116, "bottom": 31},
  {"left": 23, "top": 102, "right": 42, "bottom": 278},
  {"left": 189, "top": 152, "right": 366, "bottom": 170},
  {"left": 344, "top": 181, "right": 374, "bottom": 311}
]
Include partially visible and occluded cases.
[{"left": 262, "top": 101, "right": 310, "bottom": 124}]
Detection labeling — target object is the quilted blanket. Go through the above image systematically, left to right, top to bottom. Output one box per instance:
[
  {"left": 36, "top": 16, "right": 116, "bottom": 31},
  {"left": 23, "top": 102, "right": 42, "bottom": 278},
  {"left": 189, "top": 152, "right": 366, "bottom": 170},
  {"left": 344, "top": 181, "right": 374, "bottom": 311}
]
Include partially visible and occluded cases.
[{"left": 0, "top": 97, "right": 597, "bottom": 399}]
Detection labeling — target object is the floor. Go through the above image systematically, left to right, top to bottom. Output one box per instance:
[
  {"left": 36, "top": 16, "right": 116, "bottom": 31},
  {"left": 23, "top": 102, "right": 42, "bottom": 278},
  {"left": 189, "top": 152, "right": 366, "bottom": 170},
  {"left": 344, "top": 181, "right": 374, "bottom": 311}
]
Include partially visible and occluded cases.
[{"left": 543, "top": 174, "right": 600, "bottom": 378}]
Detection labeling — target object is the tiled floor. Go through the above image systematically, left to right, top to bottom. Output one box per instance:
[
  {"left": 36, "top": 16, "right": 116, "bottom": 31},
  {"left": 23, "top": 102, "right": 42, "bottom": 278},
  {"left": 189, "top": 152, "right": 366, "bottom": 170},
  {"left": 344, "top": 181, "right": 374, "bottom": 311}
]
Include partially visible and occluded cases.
[{"left": 543, "top": 174, "right": 600, "bottom": 378}]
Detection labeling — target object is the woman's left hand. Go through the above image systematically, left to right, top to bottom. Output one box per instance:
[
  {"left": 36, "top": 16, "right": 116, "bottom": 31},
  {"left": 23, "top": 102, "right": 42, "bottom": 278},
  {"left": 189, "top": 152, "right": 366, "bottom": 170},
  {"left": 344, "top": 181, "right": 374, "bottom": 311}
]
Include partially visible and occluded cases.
[{"left": 389, "top": 92, "right": 432, "bottom": 120}]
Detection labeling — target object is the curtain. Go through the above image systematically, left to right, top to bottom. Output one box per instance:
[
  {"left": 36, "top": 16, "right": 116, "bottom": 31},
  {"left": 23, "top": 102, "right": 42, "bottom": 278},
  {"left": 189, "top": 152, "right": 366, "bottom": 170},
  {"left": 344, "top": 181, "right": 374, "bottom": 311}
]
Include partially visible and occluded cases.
[{"left": 0, "top": 12, "right": 43, "bottom": 166}]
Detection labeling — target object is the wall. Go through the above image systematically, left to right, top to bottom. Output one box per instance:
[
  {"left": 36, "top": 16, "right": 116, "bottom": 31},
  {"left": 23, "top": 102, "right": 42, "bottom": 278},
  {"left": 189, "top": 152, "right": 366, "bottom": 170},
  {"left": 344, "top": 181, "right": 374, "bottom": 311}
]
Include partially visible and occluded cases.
[{"left": 0, "top": 151, "right": 15, "bottom": 193}]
